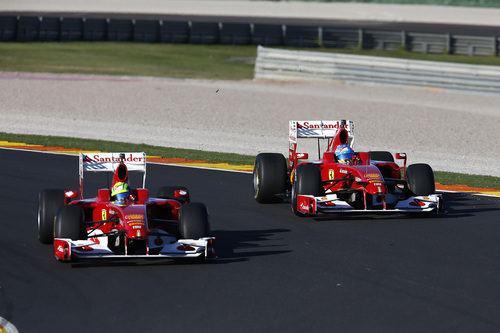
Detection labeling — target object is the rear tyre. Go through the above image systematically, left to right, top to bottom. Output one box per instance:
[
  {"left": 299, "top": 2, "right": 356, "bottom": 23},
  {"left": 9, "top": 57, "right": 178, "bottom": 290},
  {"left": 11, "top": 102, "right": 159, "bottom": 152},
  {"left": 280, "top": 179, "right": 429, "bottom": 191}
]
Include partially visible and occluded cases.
[
  {"left": 369, "top": 151, "right": 394, "bottom": 162},
  {"left": 253, "top": 153, "right": 287, "bottom": 203},
  {"left": 406, "top": 163, "right": 435, "bottom": 196},
  {"left": 291, "top": 164, "right": 323, "bottom": 216},
  {"left": 157, "top": 186, "right": 190, "bottom": 204},
  {"left": 38, "top": 189, "right": 65, "bottom": 244},
  {"left": 179, "top": 202, "right": 210, "bottom": 239},
  {"left": 54, "top": 205, "right": 85, "bottom": 240}
]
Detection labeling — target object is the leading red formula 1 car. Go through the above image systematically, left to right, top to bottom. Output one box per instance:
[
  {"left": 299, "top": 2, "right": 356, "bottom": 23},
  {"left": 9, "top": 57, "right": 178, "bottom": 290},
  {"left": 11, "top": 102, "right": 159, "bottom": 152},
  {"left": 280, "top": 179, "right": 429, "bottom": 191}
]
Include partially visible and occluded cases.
[
  {"left": 253, "top": 120, "right": 443, "bottom": 216},
  {"left": 37, "top": 152, "right": 215, "bottom": 261}
]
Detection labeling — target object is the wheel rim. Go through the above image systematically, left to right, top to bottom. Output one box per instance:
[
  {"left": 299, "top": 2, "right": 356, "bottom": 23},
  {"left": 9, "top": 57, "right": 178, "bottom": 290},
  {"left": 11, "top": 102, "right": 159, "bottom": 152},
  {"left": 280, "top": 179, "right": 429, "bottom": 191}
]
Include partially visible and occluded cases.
[
  {"left": 253, "top": 167, "right": 260, "bottom": 196},
  {"left": 291, "top": 181, "right": 297, "bottom": 212},
  {"left": 37, "top": 201, "right": 41, "bottom": 231}
]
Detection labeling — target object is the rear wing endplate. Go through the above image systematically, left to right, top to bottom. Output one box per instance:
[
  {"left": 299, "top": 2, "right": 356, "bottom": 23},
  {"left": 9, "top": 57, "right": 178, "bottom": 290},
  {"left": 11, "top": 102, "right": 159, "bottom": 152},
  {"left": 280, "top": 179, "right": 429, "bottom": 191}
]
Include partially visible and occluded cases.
[{"left": 78, "top": 152, "right": 146, "bottom": 199}]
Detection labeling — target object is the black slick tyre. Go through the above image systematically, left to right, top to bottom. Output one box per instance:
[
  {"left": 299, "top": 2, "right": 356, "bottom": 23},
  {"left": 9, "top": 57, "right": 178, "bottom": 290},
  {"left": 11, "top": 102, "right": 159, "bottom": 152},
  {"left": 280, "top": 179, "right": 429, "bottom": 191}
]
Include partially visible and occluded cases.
[
  {"left": 369, "top": 151, "right": 394, "bottom": 162},
  {"left": 253, "top": 153, "right": 287, "bottom": 203},
  {"left": 406, "top": 163, "right": 435, "bottom": 196},
  {"left": 291, "top": 164, "right": 322, "bottom": 216},
  {"left": 157, "top": 186, "right": 190, "bottom": 204},
  {"left": 38, "top": 189, "right": 65, "bottom": 244},
  {"left": 179, "top": 202, "right": 210, "bottom": 239},
  {"left": 54, "top": 205, "right": 86, "bottom": 240}
]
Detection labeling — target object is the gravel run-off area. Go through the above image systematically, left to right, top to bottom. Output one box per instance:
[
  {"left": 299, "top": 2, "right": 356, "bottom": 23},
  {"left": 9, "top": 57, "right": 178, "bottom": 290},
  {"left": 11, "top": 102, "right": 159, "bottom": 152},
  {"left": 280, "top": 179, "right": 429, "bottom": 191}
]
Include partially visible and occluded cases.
[{"left": 0, "top": 72, "right": 499, "bottom": 177}]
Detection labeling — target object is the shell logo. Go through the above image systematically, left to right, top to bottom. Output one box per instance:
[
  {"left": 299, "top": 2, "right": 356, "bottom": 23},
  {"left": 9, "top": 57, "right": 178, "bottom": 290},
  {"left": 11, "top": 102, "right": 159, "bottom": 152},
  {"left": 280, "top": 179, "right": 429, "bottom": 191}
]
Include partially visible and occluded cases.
[
  {"left": 366, "top": 173, "right": 381, "bottom": 179},
  {"left": 126, "top": 214, "right": 144, "bottom": 219},
  {"left": 90, "top": 237, "right": 101, "bottom": 245}
]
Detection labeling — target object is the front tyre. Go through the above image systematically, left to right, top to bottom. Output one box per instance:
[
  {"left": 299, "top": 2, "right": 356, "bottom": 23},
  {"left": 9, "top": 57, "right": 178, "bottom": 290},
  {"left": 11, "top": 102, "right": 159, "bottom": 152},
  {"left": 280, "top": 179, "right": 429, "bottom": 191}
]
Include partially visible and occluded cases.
[
  {"left": 253, "top": 153, "right": 287, "bottom": 203},
  {"left": 406, "top": 163, "right": 435, "bottom": 196},
  {"left": 291, "top": 164, "right": 322, "bottom": 216},
  {"left": 38, "top": 189, "right": 65, "bottom": 244},
  {"left": 179, "top": 203, "right": 210, "bottom": 239},
  {"left": 54, "top": 205, "right": 86, "bottom": 240}
]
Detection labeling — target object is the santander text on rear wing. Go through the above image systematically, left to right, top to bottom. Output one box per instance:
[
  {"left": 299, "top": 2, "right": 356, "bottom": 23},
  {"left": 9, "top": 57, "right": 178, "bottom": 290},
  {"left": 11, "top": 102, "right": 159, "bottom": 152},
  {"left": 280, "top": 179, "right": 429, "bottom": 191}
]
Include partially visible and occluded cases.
[
  {"left": 289, "top": 120, "right": 354, "bottom": 143},
  {"left": 78, "top": 152, "right": 146, "bottom": 199}
]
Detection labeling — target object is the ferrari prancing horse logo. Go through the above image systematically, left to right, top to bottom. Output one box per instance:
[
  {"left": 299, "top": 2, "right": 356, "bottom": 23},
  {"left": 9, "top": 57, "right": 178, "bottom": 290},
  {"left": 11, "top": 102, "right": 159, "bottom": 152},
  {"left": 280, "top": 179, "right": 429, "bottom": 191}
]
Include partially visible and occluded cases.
[
  {"left": 329, "top": 169, "right": 335, "bottom": 180},
  {"left": 101, "top": 209, "right": 107, "bottom": 221}
]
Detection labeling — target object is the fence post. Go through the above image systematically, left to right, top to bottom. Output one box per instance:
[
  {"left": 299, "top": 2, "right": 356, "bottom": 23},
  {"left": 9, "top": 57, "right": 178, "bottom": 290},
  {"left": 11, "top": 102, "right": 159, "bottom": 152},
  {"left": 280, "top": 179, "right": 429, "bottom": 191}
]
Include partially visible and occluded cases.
[
  {"left": 218, "top": 22, "right": 222, "bottom": 44},
  {"left": 250, "top": 23, "right": 254, "bottom": 45},
  {"left": 282, "top": 24, "right": 286, "bottom": 46},
  {"left": 318, "top": 26, "right": 323, "bottom": 48},
  {"left": 358, "top": 28, "right": 363, "bottom": 49},
  {"left": 401, "top": 30, "right": 407, "bottom": 51},
  {"left": 446, "top": 33, "right": 451, "bottom": 54},
  {"left": 493, "top": 36, "right": 498, "bottom": 56}
]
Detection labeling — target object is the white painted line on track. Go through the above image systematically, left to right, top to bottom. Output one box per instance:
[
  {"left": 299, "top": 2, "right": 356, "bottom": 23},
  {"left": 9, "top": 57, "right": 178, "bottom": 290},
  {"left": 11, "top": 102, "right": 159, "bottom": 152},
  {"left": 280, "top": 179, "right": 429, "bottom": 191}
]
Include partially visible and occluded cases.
[
  {"left": 0, "top": 71, "right": 190, "bottom": 83},
  {"left": 1, "top": 146, "right": 499, "bottom": 198}
]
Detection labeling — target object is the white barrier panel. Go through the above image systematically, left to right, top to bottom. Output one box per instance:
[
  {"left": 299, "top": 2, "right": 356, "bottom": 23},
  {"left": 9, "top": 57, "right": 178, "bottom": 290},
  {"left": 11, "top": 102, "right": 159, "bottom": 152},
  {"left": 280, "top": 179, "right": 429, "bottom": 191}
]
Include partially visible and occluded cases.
[{"left": 254, "top": 46, "right": 500, "bottom": 93}]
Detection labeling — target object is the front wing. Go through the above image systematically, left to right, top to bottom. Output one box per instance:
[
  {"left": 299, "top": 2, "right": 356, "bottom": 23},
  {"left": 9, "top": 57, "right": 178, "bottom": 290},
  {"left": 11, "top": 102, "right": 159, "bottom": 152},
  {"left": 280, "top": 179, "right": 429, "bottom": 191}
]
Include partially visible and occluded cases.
[
  {"left": 296, "top": 193, "right": 444, "bottom": 215},
  {"left": 54, "top": 234, "right": 216, "bottom": 262}
]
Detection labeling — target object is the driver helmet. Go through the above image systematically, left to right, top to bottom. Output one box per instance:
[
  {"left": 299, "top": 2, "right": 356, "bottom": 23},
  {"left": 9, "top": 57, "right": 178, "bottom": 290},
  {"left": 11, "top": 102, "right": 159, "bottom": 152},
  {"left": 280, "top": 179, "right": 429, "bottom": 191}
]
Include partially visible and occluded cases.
[
  {"left": 335, "top": 145, "right": 354, "bottom": 164},
  {"left": 111, "top": 182, "right": 131, "bottom": 206}
]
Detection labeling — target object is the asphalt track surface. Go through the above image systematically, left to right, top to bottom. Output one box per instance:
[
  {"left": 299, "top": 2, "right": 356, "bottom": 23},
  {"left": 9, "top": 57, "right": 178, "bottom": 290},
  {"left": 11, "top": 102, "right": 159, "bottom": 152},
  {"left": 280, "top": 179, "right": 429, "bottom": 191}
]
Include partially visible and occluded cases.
[{"left": 1, "top": 148, "right": 500, "bottom": 332}]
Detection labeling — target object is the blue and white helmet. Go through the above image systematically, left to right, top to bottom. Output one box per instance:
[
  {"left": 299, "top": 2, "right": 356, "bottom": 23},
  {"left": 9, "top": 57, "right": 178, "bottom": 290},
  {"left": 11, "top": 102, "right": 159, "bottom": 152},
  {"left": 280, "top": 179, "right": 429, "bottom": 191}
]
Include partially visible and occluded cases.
[{"left": 334, "top": 145, "right": 354, "bottom": 164}]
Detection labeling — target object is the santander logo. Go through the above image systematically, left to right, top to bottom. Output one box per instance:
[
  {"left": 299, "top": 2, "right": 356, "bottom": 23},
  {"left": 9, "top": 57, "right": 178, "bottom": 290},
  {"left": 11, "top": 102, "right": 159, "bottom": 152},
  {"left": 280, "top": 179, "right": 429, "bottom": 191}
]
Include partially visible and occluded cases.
[
  {"left": 301, "top": 121, "right": 340, "bottom": 129},
  {"left": 89, "top": 154, "right": 143, "bottom": 163},
  {"left": 300, "top": 202, "right": 309, "bottom": 211}
]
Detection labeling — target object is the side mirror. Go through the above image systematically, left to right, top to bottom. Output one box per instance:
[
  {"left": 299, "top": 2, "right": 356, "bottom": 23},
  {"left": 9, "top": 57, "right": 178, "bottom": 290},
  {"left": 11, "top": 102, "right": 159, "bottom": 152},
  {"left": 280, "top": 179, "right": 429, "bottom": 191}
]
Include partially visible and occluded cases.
[
  {"left": 296, "top": 153, "right": 309, "bottom": 160},
  {"left": 395, "top": 153, "right": 406, "bottom": 160},
  {"left": 395, "top": 153, "right": 407, "bottom": 176},
  {"left": 174, "top": 189, "right": 188, "bottom": 198}
]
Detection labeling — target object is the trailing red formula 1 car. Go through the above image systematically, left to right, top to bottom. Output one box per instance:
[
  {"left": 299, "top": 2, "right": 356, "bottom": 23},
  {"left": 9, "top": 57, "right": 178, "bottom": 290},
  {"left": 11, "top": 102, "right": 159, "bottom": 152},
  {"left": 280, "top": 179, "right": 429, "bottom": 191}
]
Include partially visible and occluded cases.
[
  {"left": 253, "top": 120, "right": 443, "bottom": 216},
  {"left": 37, "top": 152, "right": 215, "bottom": 261}
]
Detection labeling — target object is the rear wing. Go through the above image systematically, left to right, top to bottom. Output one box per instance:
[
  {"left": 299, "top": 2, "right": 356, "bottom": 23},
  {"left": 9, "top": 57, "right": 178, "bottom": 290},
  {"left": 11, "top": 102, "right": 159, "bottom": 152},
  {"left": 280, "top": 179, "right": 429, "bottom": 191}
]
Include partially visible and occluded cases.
[
  {"left": 288, "top": 120, "right": 355, "bottom": 168},
  {"left": 289, "top": 120, "right": 355, "bottom": 144},
  {"left": 78, "top": 152, "right": 147, "bottom": 199}
]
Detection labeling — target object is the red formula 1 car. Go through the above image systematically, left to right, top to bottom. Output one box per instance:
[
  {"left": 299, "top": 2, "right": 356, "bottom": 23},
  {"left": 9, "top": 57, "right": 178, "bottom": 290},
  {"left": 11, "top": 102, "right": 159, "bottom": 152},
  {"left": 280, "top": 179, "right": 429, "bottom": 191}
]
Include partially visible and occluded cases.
[
  {"left": 253, "top": 120, "right": 443, "bottom": 216},
  {"left": 37, "top": 152, "right": 215, "bottom": 261}
]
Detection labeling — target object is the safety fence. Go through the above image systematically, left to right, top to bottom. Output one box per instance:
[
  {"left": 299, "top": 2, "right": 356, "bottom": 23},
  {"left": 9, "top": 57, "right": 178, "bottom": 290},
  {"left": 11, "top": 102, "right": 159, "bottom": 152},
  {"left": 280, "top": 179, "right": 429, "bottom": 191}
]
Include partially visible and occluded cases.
[
  {"left": 0, "top": 14, "right": 499, "bottom": 56},
  {"left": 254, "top": 46, "right": 500, "bottom": 93}
]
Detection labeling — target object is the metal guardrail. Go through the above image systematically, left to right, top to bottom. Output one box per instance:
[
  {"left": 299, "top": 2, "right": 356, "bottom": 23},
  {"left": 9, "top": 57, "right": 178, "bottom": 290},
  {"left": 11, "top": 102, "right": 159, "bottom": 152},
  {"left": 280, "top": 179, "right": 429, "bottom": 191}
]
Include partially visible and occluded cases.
[
  {"left": 0, "top": 14, "right": 499, "bottom": 57},
  {"left": 254, "top": 46, "right": 500, "bottom": 93}
]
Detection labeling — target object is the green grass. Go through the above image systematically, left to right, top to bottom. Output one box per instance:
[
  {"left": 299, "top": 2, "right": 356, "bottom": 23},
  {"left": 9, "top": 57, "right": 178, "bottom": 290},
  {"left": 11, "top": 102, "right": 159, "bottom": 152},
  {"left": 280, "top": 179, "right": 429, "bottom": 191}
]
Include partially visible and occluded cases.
[
  {"left": 288, "top": 0, "right": 500, "bottom": 7},
  {"left": 0, "top": 42, "right": 256, "bottom": 80},
  {"left": 2, "top": 42, "right": 500, "bottom": 82},
  {"left": 1, "top": 132, "right": 499, "bottom": 190},
  {"left": 434, "top": 171, "right": 500, "bottom": 189}
]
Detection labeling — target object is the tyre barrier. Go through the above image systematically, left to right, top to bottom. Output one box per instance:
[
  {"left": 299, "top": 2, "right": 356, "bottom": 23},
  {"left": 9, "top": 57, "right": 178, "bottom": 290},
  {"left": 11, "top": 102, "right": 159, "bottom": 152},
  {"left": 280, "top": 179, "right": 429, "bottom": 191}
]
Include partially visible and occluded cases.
[{"left": 0, "top": 14, "right": 498, "bottom": 56}]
